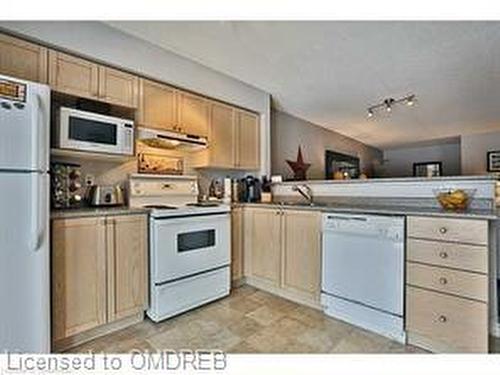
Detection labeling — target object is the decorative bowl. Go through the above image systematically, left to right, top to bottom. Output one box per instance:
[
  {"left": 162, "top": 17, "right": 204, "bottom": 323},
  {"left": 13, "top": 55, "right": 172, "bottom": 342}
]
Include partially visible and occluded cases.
[{"left": 434, "top": 188, "right": 476, "bottom": 211}]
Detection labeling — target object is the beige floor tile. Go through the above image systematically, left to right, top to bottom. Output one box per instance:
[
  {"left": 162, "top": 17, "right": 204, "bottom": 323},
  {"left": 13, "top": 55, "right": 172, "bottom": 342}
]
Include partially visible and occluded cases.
[
  {"left": 64, "top": 285, "right": 440, "bottom": 355},
  {"left": 245, "top": 305, "right": 287, "bottom": 326},
  {"left": 227, "top": 317, "right": 265, "bottom": 338}
]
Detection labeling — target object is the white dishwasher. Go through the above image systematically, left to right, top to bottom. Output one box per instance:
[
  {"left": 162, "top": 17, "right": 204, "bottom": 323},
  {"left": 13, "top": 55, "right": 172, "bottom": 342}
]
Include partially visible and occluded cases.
[{"left": 321, "top": 212, "right": 405, "bottom": 342}]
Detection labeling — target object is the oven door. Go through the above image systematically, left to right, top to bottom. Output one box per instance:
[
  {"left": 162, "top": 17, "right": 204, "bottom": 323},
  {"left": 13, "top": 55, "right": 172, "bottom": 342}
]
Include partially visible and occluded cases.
[{"left": 151, "top": 213, "right": 230, "bottom": 284}]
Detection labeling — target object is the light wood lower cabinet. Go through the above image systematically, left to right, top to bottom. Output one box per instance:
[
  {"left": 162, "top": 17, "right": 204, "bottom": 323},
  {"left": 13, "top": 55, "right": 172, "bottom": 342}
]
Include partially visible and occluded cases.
[
  {"left": 0, "top": 33, "right": 48, "bottom": 83},
  {"left": 231, "top": 207, "right": 244, "bottom": 282},
  {"left": 243, "top": 207, "right": 321, "bottom": 307},
  {"left": 245, "top": 207, "right": 282, "bottom": 285},
  {"left": 282, "top": 210, "right": 321, "bottom": 298},
  {"left": 52, "top": 214, "right": 147, "bottom": 349},
  {"left": 106, "top": 215, "right": 148, "bottom": 321},
  {"left": 406, "top": 215, "right": 489, "bottom": 353},
  {"left": 52, "top": 217, "right": 107, "bottom": 341}
]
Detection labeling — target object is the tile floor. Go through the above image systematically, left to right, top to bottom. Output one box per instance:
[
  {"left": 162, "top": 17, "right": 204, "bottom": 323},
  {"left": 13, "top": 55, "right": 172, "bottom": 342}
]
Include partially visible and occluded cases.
[{"left": 69, "top": 285, "right": 427, "bottom": 354}]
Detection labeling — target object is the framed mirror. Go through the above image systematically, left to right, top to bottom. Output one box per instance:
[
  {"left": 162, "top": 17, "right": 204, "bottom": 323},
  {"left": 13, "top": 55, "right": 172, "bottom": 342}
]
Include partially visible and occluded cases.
[{"left": 413, "top": 161, "right": 442, "bottom": 177}]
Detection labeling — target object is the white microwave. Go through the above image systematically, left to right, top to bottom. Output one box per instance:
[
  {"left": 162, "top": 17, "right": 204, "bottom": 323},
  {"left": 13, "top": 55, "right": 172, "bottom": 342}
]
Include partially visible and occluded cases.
[{"left": 55, "top": 107, "right": 134, "bottom": 156}]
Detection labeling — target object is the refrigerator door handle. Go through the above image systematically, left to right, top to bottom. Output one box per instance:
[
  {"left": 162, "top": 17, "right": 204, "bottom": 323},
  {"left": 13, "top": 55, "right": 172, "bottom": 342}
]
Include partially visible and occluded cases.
[
  {"left": 35, "top": 93, "right": 49, "bottom": 172},
  {"left": 31, "top": 174, "right": 45, "bottom": 252}
]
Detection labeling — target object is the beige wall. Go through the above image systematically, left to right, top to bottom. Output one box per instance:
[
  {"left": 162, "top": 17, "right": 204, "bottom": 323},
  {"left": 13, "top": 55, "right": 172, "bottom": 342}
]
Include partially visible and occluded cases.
[
  {"left": 271, "top": 110, "right": 382, "bottom": 180},
  {"left": 461, "top": 130, "right": 500, "bottom": 175}
]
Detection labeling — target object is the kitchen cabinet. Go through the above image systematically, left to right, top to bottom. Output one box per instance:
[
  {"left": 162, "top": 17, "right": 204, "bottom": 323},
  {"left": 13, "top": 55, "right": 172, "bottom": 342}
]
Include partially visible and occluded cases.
[
  {"left": 0, "top": 33, "right": 48, "bottom": 83},
  {"left": 49, "top": 50, "right": 99, "bottom": 100},
  {"left": 98, "top": 66, "right": 139, "bottom": 108},
  {"left": 137, "top": 78, "right": 178, "bottom": 132},
  {"left": 178, "top": 91, "right": 209, "bottom": 137},
  {"left": 206, "top": 101, "right": 236, "bottom": 168},
  {"left": 194, "top": 104, "right": 260, "bottom": 170},
  {"left": 236, "top": 110, "right": 260, "bottom": 170},
  {"left": 243, "top": 206, "right": 321, "bottom": 306},
  {"left": 231, "top": 207, "right": 244, "bottom": 283},
  {"left": 245, "top": 207, "right": 282, "bottom": 285},
  {"left": 282, "top": 210, "right": 321, "bottom": 299},
  {"left": 51, "top": 214, "right": 148, "bottom": 350},
  {"left": 106, "top": 215, "right": 148, "bottom": 322},
  {"left": 406, "top": 215, "right": 489, "bottom": 353},
  {"left": 52, "top": 217, "right": 107, "bottom": 342}
]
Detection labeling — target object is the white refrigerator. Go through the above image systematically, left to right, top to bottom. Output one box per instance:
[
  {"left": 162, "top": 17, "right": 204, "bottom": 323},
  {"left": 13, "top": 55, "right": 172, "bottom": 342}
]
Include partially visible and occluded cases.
[{"left": 0, "top": 74, "right": 50, "bottom": 353}]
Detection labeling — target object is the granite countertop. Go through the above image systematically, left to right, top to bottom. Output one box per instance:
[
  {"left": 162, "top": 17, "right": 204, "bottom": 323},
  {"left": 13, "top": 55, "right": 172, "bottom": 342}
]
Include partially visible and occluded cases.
[
  {"left": 276, "top": 175, "right": 498, "bottom": 185},
  {"left": 233, "top": 202, "right": 499, "bottom": 220},
  {"left": 51, "top": 206, "right": 150, "bottom": 219}
]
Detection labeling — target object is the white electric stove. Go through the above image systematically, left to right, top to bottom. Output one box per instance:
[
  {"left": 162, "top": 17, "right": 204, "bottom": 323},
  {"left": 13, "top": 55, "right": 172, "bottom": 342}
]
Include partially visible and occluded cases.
[{"left": 129, "top": 174, "right": 231, "bottom": 322}]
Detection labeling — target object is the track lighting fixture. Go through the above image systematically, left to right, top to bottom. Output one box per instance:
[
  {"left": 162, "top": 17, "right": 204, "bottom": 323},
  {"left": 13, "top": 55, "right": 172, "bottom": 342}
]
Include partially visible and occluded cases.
[{"left": 367, "top": 94, "right": 416, "bottom": 118}]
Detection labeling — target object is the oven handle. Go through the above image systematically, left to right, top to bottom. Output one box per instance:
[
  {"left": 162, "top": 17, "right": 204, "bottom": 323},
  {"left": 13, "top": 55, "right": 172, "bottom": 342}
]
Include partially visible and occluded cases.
[{"left": 152, "top": 212, "right": 230, "bottom": 221}]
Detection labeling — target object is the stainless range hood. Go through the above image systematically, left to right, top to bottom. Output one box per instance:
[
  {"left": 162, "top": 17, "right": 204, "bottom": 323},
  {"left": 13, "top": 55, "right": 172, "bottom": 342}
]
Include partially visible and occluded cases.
[{"left": 136, "top": 126, "right": 208, "bottom": 151}]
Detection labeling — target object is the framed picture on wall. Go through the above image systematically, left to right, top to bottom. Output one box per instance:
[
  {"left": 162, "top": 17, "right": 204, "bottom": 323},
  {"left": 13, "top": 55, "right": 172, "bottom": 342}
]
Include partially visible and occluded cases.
[
  {"left": 487, "top": 151, "right": 500, "bottom": 172},
  {"left": 413, "top": 161, "right": 442, "bottom": 177}
]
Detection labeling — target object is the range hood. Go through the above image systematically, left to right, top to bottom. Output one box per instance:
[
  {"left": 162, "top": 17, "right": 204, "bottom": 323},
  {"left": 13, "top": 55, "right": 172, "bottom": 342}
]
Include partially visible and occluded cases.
[{"left": 136, "top": 126, "right": 208, "bottom": 151}]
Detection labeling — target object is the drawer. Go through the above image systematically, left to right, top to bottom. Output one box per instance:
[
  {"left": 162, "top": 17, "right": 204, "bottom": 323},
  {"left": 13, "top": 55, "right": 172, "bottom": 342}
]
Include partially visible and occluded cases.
[
  {"left": 407, "top": 216, "right": 488, "bottom": 245},
  {"left": 407, "top": 238, "right": 488, "bottom": 274},
  {"left": 407, "top": 262, "right": 488, "bottom": 302},
  {"left": 406, "top": 286, "right": 488, "bottom": 353}
]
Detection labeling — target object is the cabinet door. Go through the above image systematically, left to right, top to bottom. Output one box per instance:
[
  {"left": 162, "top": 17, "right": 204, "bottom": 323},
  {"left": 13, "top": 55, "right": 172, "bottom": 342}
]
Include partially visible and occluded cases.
[
  {"left": 0, "top": 34, "right": 48, "bottom": 83},
  {"left": 48, "top": 50, "right": 99, "bottom": 99},
  {"left": 98, "top": 66, "right": 139, "bottom": 108},
  {"left": 137, "top": 78, "right": 178, "bottom": 131},
  {"left": 178, "top": 91, "right": 209, "bottom": 137},
  {"left": 208, "top": 101, "right": 236, "bottom": 167},
  {"left": 236, "top": 110, "right": 260, "bottom": 170},
  {"left": 231, "top": 207, "right": 244, "bottom": 282},
  {"left": 246, "top": 208, "right": 281, "bottom": 285},
  {"left": 282, "top": 210, "right": 321, "bottom": 300},
  {"left": 107, "top": 215, "right": 148, "bottom": 322},
  {"left": 52, "top": 217, "right": 107, "bottom": 341}
]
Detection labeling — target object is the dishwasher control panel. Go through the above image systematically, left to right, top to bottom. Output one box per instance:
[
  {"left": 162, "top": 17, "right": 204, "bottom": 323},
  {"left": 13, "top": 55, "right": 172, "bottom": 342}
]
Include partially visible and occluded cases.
[{"left": 323, "top": 213, "right": 405, "bottom": 241}]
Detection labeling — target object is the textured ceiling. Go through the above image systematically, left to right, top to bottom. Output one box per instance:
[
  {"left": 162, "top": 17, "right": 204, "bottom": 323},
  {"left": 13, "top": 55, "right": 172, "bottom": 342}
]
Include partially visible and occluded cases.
[{"left": 107, "top": 21, "right": 500, "bottom": 148}]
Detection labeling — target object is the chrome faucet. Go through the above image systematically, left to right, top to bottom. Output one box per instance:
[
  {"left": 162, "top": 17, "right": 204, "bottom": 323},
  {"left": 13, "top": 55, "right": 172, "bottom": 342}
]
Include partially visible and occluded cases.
[{"left": 292, "top": 184, "right": 314, "bottom": 205}]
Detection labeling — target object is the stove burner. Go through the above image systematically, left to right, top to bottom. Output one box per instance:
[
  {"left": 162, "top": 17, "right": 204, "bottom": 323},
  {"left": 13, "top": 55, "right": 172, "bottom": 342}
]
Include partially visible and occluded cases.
[{"left": 143, "top": 205, "right": 178, "bottom": 210}]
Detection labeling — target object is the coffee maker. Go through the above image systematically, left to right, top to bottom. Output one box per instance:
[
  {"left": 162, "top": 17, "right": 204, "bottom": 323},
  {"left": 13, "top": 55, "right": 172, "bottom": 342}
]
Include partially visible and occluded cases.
[{"left": 240, "top": 176, "right": 261, "bottom": 203}]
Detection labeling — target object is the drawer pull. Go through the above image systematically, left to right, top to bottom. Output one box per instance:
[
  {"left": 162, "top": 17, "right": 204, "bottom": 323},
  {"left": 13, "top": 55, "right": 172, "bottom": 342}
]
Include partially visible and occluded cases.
[
  {"left": 439, "top": 227, "right": 448, "bottom": 234},
  {"left": 439, "top": 251, "right": 448, "bottom": 259},
  {"left": 439, "top": 277, "right": 448, "bottom": 285},
  {"left": 438, "top": 315, "right": 447, "bottom": 323}
]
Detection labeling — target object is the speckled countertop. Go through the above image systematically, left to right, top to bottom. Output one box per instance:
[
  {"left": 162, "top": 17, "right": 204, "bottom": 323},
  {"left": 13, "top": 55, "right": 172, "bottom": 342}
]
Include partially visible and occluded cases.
[
  {"left": 233, "top": 202, "right": 499, "bottom": 220},
  {"left": 51, "top": 206, "right": 150, "bottom": 219}
]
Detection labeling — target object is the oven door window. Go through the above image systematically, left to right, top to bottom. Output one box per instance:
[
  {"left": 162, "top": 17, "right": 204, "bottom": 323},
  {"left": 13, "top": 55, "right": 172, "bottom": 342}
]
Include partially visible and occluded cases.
[
  {"left": 69, "top": 117, "right": 117, "bottom": 145},
  {"left": 178, "top": 229, "right": 215, "bottom": 252}
]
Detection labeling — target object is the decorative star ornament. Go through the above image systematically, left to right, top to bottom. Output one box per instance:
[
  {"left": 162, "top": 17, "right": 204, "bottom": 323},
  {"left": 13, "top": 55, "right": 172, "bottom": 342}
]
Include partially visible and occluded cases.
[{"left": 286, "top": 146, "right": 311, "bottom": 180}]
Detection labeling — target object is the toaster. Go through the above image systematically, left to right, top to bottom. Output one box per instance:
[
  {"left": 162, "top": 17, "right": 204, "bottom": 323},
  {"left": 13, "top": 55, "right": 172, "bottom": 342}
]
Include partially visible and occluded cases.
[{"left": 87, "top": 185, "right": 125, "bottom": 206}]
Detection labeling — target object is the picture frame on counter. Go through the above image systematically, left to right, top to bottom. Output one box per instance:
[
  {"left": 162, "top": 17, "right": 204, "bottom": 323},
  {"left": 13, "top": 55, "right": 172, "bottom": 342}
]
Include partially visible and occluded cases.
[
  {"left": 487, "top": 150, "right": 500, "bottom": 172},
  {"left": 413, "top": 161, "right": 442, "bottom": 177}
]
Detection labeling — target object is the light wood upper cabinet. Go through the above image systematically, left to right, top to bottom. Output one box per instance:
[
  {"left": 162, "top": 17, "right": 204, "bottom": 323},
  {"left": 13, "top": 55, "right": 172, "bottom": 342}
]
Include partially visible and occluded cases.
[
  {"left": 0, "top": 34, "right": 48, "bottom": 83},
  {"left": 49, "top": 50, "right": 99, "bottom": 99},
  {"left": 98, "top": 66, "right": 139, "bottom": 108},
  {"left": 137, "top": 78, "right": 178, "bottom": 132},
  {"left": 178, "top": 91, "right": 209, "bottom": 137},
  {"left": 207, "top": 101, "right": 236, "bottom": 168},
  {"left": 236, "top": 110, "right": 260, "bottom": 170},
  {"left": 231, "top": 207, "right": 244, "bottom": 282},
  {"left": 245, "top": 208, "right": 282, "bottom": 285},
  {"left": 282, "top": 210, "right": 321, "bottom": 299},
  {"left": 106, "top": 215, "right": 148, "bottom": 322},
  {"left": 52, "top": 217, "right": 107, "bottom": 342}
]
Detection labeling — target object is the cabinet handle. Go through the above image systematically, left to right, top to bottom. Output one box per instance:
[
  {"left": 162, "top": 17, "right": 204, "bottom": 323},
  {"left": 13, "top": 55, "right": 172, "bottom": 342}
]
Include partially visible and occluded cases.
[
  {"left": 276, "top": 211, "right": 280, "bottom": 215},
  {"left": 439, "top": 227, "right": 448, "bottom": 234},
  {"left": 439, "top": 251, "right": 448, "bottom": 259},
  {"left": 439, "top": 277, "right": 448, "bottom": 285},
  {"left": 438, "top": 315, "right": 447, "bottom": 323}
]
